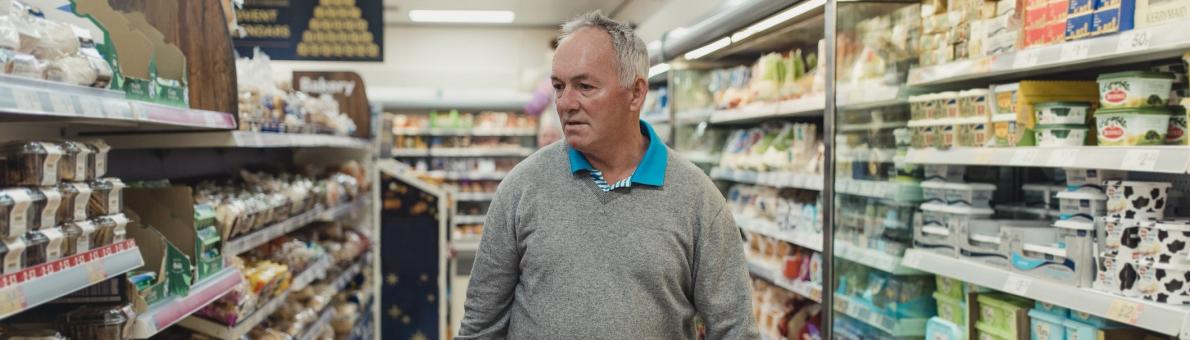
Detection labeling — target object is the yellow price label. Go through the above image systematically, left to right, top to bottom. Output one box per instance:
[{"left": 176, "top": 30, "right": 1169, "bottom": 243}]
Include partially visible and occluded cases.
[
  {"left": 86, "top": 263, "right": 106, "bottom": 284},
  {"left": 0, "top": 286, "right": 24, "bottom": 317},
  {"left": 1106, "top": 300, "right": 1143, "bottom": 324}
]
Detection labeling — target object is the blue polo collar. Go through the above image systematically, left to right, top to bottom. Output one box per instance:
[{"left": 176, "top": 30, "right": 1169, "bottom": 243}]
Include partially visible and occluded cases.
[{"left": 568, "top": 119, "right": 668, "bottom": 187}]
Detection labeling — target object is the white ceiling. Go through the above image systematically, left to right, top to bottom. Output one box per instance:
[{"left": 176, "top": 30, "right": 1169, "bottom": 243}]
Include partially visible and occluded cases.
[{"left": 382, "top": 0, "right": 671, "bottom": 27}]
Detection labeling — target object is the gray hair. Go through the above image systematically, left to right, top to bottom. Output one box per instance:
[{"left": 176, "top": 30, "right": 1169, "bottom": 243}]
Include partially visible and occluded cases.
[{"left": 558, "top": 11, "right": 649, "bottom": 88}]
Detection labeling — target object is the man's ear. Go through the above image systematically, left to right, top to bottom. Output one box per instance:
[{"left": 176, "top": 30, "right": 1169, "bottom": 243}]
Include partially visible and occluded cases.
[{"left": 628, "top": 77, "right": 648, "bottom": 112}]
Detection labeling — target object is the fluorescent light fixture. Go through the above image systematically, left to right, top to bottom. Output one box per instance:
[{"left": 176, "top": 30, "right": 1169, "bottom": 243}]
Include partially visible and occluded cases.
[
  {"left": 730, "top": 0, "right": 825, "bottom": 42},
  {"left": 408, "top": 10, "right": 515, "bottom": 23},
  {"left": 684, "top": 37, "right": 731, "bottom": 60},
  {"left": 648, "top": 63, "right": 671, "bottom": 78}
]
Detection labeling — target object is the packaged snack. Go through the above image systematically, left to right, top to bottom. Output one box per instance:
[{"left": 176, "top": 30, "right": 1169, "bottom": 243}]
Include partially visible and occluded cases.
[
  {"left": 7, "top": 53, "right": 45, "bottom": 79},
  {"left": 1168, "top": 106, "right": 1187, "bottom": 145},
  {"left": 84, "top": 139, "right": 110, "bottom": 178},
  {"left": 59, "top": 141, "right": 94, "bottom": 182},
  {"left": 0, "top": 142, "right": 63, "bottom": 186},
  {"left": 88, "top": 178, "right": 124, "bottom": 216},
  {"left": 57, "top": 182, "right": 92, "bottom": 222},
  {"left": 0, "top": 188, "right": 34, "bottom": 237},
  {"left": 92, "top": 213, "right": 128, "bottom": 247},
  {"left": 62, "top": 220, "right": 96, "bottom": 256},
  {"left": 23, "top": 229, "right": 47, "bottom": 267},
  {"left": 1, "top": 235, "right": 25, "bottom": 274},
  {"left": 60, "top": 305, "right": 129, "bottom": 340}
]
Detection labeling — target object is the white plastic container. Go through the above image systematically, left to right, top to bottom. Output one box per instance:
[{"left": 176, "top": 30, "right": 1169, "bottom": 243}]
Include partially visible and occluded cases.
[
  {"left": 1098, "top": 71, "right": 1175, "bottom": 109},
  {"left": 960, "top": 89, "right": 992, "bottom": 117},
  {"left": 942, "top": 91, "right": 961, "bottom": 118},
  {"left": 909, "top": 95, "right": 928, "bottom": 120},
  {"left": 1035, "top": 102, "right": 1092, "bottom": 125},
  {"left": 1096, "top": 108, "right": 1172, "bottom": 146},
  {"left": 1036, "top": 125, "right": 1088, "bottom": 147},
  {"left": 924, "top": 164, "right": 966, "bottom": 182},
  {"left": 1064, "top": 169, "right": 1126, "bottom": 192},
  {"left": 922, "top": 180, "right": 948, "bottom": 204},
  {"left": 1106, "top": 180, "right": 1172, "bottom": 220},
  {"left": 944, "top": 182, "right": 996, "bottom": 208},
  {"left": 1022, "top": 184, "right": 1052, "bottom": 208},
  {"left": 1056, "top": 190, "right": 1108, "bottom": 223},
  {"left": 923, "top": 203, "right": 995, "bottom": 231},
  {"left": 1101, "top": 217, "right": 1144, "bottom": 260},
  {"left": 1139, "top": 219, "right": 1190, "bottom": 265},
  {"left": 1093, "top": 252, "right": 1137, "bottom": 296},
  {"left": 1135, "top": 261, "right": 1190, "bottom": 304}
]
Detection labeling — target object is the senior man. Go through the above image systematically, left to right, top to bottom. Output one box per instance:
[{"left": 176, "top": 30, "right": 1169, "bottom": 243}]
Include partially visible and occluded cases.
[{"left": 457, "top": 11, "right": 758, "bottom": 340}]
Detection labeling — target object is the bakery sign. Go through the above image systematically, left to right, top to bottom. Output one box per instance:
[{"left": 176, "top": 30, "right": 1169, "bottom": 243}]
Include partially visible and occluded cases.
[
  {"left": 233, "top": 0, "right": 383, "bottom": 61},
  {"left": 293, "top": 71, "right": 372, "bottom": 138}
]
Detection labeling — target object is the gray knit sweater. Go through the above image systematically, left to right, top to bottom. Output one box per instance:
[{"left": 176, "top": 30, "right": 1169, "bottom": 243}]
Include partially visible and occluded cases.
[{"left": 456, "top": 141, "right": 758, "bottom": 340}]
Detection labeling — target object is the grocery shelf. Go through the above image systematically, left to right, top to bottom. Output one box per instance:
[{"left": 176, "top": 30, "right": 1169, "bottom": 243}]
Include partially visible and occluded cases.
[
  {"left": 908, "top": 18, "right": 1190, "bottom": 87},
  {"left": 0, "top": 74, "right": 236, "bottom": 131},
  {"left": 837, "top": 82, "right": 906, "bottom": 111},
  {"left": 709, "top": 95, "right": 825, "bottom": 125},
  {"left": 674, "top": 109, "right": 713, "bottom": 125},
  {"left": 642, "top": 112, "right": 670, "bottom": 125},
  {"left": 838, "top": 121, "right": 909, "bottom": 133},
  {"left": 391, "top": 127, "right": 537, "bottom": 136},
  {"left": 101, "top": 131, "right": 371, "bottom": 149},
  {"left": 904, "top": 146, "right": 1190, "bottom": 174},
  {"left": 429, "top": 147, "right": 535, "bottom": 157},
  {"left": 390, "top": 149, "right": 431, "bottom": 157},
  {"left": 680, "top": 151, "right": 719, "bottom": 164},
  {"left": 710, "top": 167, "right": 824, "bottom": 191},
  {"left": 425, "top": 170, "right": 509, "bottom": 181},
  {"left": 835, "top": 178, "right": 923, "bottom": 202},
  {"left": 455, "top": 192, "right": 496, "bottom": 202},
  {"left": 225, "top": 199, "right": 369, "bottom": 256},
  {"left": 453, "top": 215, "right": 486, "bottom": 225},
  {"left": 735, "top": 216, "right": 823, "bottom": 252},
  {"left": 454, "top": 236, "right": 481, "bottom": 253},
  {"left": 0, "top": 240, "right": 142, "bottom": 320},
  {"left": 835, "top": 242, "right": 923, "bottom": 275},
  {"left": 901, "top": 249, "right": 1190, "bottom": 338},
  {"left": 177, "top": 256, "right": 333, "bottom": 339},
  {"left": 295, "top": 257, "right": 367, "bottom": 340},
  {"left": 746, "top": 260, "right": 823, "bottom": 302},
  {"left": 128, "top": 266, "right": 243, "bottom": 339},
  {"left": 833, "top": 294, "right": 928, "bottom": 338},
  {"left": 298, "top": 306, "right": 335, "bottom": 340}
]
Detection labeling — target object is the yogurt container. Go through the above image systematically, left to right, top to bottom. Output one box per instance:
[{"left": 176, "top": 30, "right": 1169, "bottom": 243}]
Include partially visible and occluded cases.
[
  {"left": 1098, "top": 71, "right": 1175, "bottom": 108},
  {"left": 961, "top": 89, "right": 992, "bottom": 117},
  {"left": 943, "top": 91, "right": 961, "bottom": 118},
  {"left": 910, "top": 95, "right": 929, "bottom": 120},
  {"left": 1035, "top": 101, "right": 1092, "bottom": 125},
  {"left": 1095, "top": 108, "right": 1171, "bottom": 146},
  {"left": 958, "top": 122, "right": 991, "bottom": 147},
  {"left": 941, "top": 124, "right": 958, "bottom": 149},
  {"left": 1036, "top": 124, "right": 1088, "bottom": 146},
  {"left": 924, "top": 164, "right": 966, "bottom": 182},
  {"left": 1064, "top": 168, "right": 1126, "bottom": 192},
  {"left": 922, "top": 180, "right": 948, "bottom": 204},
  {"left": 1106, "top": 180, "right": 1172, "bottom": 220},
  {"left": 945, "top": 182, "right": 997, "bottom": 208},
  {"left": 1022, "top": 183, "right": 1052, "bottom": 208},
  {"left": 1056, "top": 190, "right": 1108, "bottom": 223},
  {"left": 1138, "top": 219, "right": 1190, "bottom": 265},
  {"left": 1135, "top": 261, "right": 1190, "bottom": 304}
]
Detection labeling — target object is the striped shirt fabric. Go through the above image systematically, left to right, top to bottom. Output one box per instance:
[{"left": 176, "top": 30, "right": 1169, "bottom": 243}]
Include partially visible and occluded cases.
[{"left": 587, "top": 169, "right": 632, "bottom": 192}]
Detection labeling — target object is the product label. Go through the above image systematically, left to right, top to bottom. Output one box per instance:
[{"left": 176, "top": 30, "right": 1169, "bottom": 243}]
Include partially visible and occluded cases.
[
  {"left": 1099, "top": 116, "right": 1128, "bottom": 141},
  {"left": 1168, "top": 116, "right": 1187, "bottom": 144},
  {"left": 36, "top": 143, "right": 61, "bottom": 186},
  {"left": 72, "top": 149, "right": 89, "bottom": 180},
  {"left": 108, "top": 182, "right": 123, "bottom": 213},
  {"left": 70, "top": 183, "right": 91, "bottom": 221},
  {"left": 40, "top": 189, "right": 60, "bottom": 229},
  {"left": 6, "top": 190, "right": 30, "bottom": 236},
  {"left": 109, "top": 214, "right": 128, "bottom": 242},
  {"left": 75, "top": 221, "right": 95, "bottom": 252},
  {"left": 41, "top": 228, "right": 63, "bottom": 261},
  {"left": 2, "top": 237, "right": 24, "bottom": 273}
]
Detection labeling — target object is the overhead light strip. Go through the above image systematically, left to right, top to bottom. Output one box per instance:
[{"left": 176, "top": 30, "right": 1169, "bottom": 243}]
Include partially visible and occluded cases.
[
  {"left": 730, "top": 0, "right": 826, "bottom": 42},
  {"left": 408, "top": 10, "right": 515, "bottom": 23},
  {"left": 684, "top": 37, "right": 732, "bottom": 60},
  {"left": 648, "top": 63, "right": 671, "bottom": 78}
]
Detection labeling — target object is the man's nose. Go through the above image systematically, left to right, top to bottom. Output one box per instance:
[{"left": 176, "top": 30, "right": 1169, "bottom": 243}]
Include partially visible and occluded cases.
[{"left": 556, "top": 87, "right": 580, "bottom": 113}]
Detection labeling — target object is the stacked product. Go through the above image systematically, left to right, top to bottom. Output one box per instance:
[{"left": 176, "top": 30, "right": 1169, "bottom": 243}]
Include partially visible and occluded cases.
[
  {"left": 919, "top": 0, "right": 983, "bottom": 65},
  {"left": 1023, "top": 0, "right": 1070, "bottom": 47},
  {"left": 0, "top": 2, "right": 113, "bottom": 88},
  {"left": 842, "top": 5, "right": 920, "bottom": 81},
  {"left": 706, "top": 49, "right": 819, "bottom": 111},
  {"left": 236, "top": 50, "right": 357, "bottom": 135},
  {"left": 1095, "top": 70, "right": 1181, "bottom": 146},
  {"left": 908, "top": 88, "right": 994, "bottom": 148},
  {"left": 390, "top": 111, "right": 538, "bottom": 132},
  {"left": 718, "top": 123, "right": 823, "bottom": 175},
  {"left": 0, "top": 140, "right": 124, "bottom": 275},
  {"left": 916, "top": 165, "right": 996, "bottom": 256},
  {"left": 196, "top": 170, "right": 362, "bottom": 241},
  {"left": 1095, "top": 179, "right": 1189, "bottom": 304},
  {"left": 727, "top": 184, "right": 821, "bottom": 237},
  {"left": 836, "top": 261, "right": 936, "bottom": 325},
  {"left": 925, "top": 276, "right": 985, "bottom": 339},
  {"left": 751, "top": 278, "right": 822, "bottom": 339},
  {"left": 1028, "top": 299, "right": 1154, "bottom": 339}
]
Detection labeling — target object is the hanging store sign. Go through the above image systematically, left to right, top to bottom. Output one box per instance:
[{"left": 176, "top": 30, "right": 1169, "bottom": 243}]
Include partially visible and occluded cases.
[{"left": 233, "top": 0, "right": 383, "bottom": 61}]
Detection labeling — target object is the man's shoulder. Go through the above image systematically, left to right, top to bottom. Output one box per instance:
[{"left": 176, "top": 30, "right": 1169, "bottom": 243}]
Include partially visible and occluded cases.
[{"left": 501, "top": 140, "right": 569, "bottom": 187}]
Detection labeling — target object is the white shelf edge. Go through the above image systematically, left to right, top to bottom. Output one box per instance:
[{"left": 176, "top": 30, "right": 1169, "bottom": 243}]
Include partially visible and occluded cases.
[
  {"left": 908, "top": 18, "right": 1190, "bottom": 86},
  {"left": 709, "top": 95, "right": 825, "bottom": 125},
  {"left": 392, "top": 128, "right": 538, "bottom": 137},
  {"left": 101, "top": 131, "right": 370, "bottom": 149},
  {"left": 904, "top": 146, "right": 1190, "bottom": 174},
  {"left": 429, "top": 148, "right": 535, "bottom": 158},
  {"left": 390, "top": 149, "right": 431, "bottom": 157},
  {"left": 710, "top": 167, "right": 824, "bottom": 191},
  {"left": 226, "top": 199, "right": 367, "bottom": 256},
  {"left": 736, "top": 216, "right": 823, "bottom": 252},
  {"left": 0, "top": 240, "right": 143, "bottom": 320},
  {"left": 835, "top": 242, "right": 924, "bottom": 275},
  {"left": 901, "top": 249, "right": 1190, "bottom": 338},
  {"left": 746, "top": 259, "right": 823, "bottom": 302},
  {"left": 128, "top": 266, "right": 243, "bottom": 338}
]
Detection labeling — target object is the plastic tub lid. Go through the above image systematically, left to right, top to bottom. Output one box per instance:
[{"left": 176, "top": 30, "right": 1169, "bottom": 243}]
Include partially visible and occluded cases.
[
  {"left": 1098, "top": 71, "right": 1176, "bottom": 80},
  {"left": 1096, "top": 107, "right": 1173, "bottom": 115},
  {"left": 1036, "top": 124, "right": 1090, "bottom": 130},
  {"left": 1110, "top": 180, "right": 1173, "bottom": 189},
  {"left": 921, "top": 181, "right": 948, "bottom": 189},
  {"left": 943, "top": 182, "right": 997, "bottom": 191},
  {"left": 1056, "top": 190, "right": 1107, "bottom": 201},
  {"left": 1155, "top": 219, "right": 1190, "bottom": 231},
  {"left": 923, "top": 225, "right": 950, "bottom": 236},
  {"left": 970, "top": 233, "right": 1002, "bottom": 244}
]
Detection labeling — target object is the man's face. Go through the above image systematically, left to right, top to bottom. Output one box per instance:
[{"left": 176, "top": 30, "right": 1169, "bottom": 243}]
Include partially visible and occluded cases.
[{"left": 551, "top": 28, "right": 644, "bottom": 152}]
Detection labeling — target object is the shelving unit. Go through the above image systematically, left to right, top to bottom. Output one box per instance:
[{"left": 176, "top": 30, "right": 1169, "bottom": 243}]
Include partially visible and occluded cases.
[
  {"left": 908, "top": 18, "right": 1190, "bottom": 87},
  {"left": 708, "top": 95, "right": 825, "bottom": 125},
  {"left": 392, "top": 127, "right": 537, "bottom": 137},
  {"left": 101, "top": 131, "right": 372, "bottom": 150},
  {"left": 905, "top": 146, "right": 1190, "bottom": 174},
  {"left": 429, "top": 147, "right": 535, "bottom": 158},
  {"left": 711, "top": 167, "right": 825, "bottom": 191},
  {"left": 455, "top": 192, "right": 496, "bottom": 202},
  {"left": 224, "top": 198, "right": 370, "bottom": 256},
  {"left": 735, "top": 216, "right": 823, "bottom": 252},
  {"left": 0, "top": 240, "right": 143, "bottom": 320},
  {"left": 834, "top": 242, "right": 923, "bottom": 275},
  {"left": 901, "top": 249, "right": 1190, "bottom": 338},
  {"left": 177, "top": 256, "right": 333, "bottom": 339},
  {"left": 746, "top": 260, "right": 823, "bottom": 302},
  {"left": 128, "top": 266, "right": 244, "bottom": 338},
  {"left": 833, "top": 294, "right": 929, "bottom": 337}
]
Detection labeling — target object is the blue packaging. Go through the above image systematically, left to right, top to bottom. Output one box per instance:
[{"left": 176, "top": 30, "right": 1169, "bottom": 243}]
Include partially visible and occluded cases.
[
  {"left": 1069, "top": 0, "right": 1095, "bottom": 15},
  {"left": 1092, "top": 5, "right": 1135, "bottom": 35},
  {"left": 1065, "top": 12, "right": 1096, "bottom": 40},
  {"left": 1033, "top": 301, "right": 1070, "bottom": 318},
  {"left": 1029, "top": 309, "right": 1067, "bottom": 340}
]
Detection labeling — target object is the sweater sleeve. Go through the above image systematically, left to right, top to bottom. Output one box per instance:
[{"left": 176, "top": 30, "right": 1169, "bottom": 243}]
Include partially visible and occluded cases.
[
  {"left": 456, "top": 192, "right": 520, "bottom": 340},
  {"left": 694, "top": 206, "right": 760, "bottom": 340}
]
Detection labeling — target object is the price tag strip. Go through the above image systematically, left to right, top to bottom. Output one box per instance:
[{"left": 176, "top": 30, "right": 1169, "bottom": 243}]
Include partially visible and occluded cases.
[
  {"left": 1122, "top": 149, "right": 1160, "bottom": 172},
  {"left": 0, "top": 240, "right": 135, "bottom": 318}
]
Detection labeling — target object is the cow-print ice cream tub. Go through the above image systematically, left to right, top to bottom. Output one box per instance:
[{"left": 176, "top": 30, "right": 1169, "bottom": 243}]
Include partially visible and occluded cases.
[
  {"left": 1106, "top": 181, "right": 1172, "bottom": 221},
  {"left": 1101, "top": 217, "right": 1143, "bottom": 260},
  {"left": 1138, "top": 219, "right": 1190, "bottom": 265},
  {"left": 1093, "top": 252, "right": 1140, "bottom": 298},
  {"left": 1135, "top": 261, "right": 1190, "bottom": 304}
]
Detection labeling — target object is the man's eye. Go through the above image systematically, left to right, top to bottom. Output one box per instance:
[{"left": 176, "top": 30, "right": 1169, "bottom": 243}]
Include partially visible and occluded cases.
[
  {"left": 552, "top": 83, "right": 564, "bottom": 91},
  {"left": 578, "top": 83, "right": 594, "bottom": 90}
]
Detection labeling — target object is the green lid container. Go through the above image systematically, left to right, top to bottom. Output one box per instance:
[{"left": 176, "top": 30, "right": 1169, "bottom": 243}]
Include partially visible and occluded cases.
[
  {"left": 1098, "top": 71, "right": 1176, "bottom": 80},
  {"left": 1095, "top": 107, "right": 1172, "bottom": 115}
]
